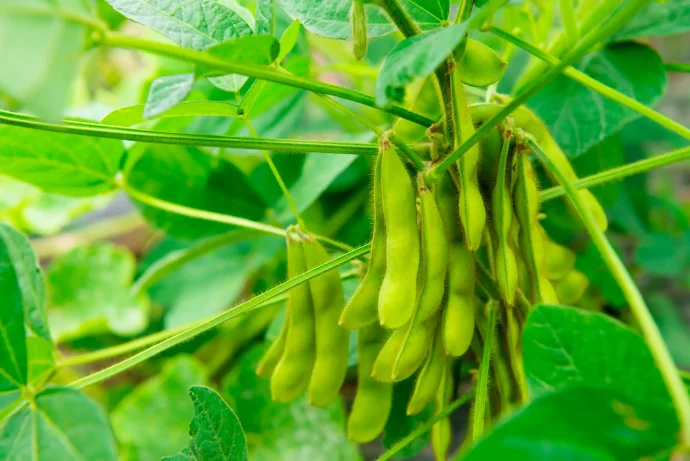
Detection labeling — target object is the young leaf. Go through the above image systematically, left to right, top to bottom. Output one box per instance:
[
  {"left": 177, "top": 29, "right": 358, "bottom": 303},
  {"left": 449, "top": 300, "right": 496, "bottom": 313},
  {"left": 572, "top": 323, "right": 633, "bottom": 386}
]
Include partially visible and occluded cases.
[
  {"left": 0, "top": 0, "right": 88, "bottom": 120},
  {"left": 281, "top": 0, "right": 444, "bottom": 39},
  {"left": 615, "top": 1, "right": 690, "bottom": 40},
  {"left": 375, "top": 23, "right": 469, "bottom": 107},
  {"left": 528, "top": 42, "right": 667, "bottom": 157},
  {"left": 144, "top": 74, "right": 196, "bottom": 119},
  {"left": 103, "top": 101, "right": 240, "bottom": 127},
  {"left": 0, "top": 126, "right": 125, "bottom": 197},
  {"left": 125, "top": 145, "right": 267, "bottom": 239},
  {"left": 0, "top": 223, "right": 50, "bottom": 342},
  {"left": 47, "top": 243, "right": 150, "bottom": 342},
  {"left": 523, "top": 304, "right": 671, "bottom": 410},
  {"left": 112, "top": 356, "right": 208, "bottom": 461},
  {"left": 163, "top": 386, "right": 248, "bottom": 461},
  {"left": 0, "top": 387, "right": 118, "bottom": 460},
  {"left": 462, "top": 387, "right": 678, "bottom": 460}
]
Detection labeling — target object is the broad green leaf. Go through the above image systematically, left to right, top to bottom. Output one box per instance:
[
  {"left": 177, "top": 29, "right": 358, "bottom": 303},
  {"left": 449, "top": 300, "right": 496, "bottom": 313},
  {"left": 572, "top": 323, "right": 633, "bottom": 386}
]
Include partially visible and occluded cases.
[
  {"left": 105, "top": 0, "right": 253, "bottom": 49},
  {"left": 256, "top": 0, "right": 275, "bottom": 35},
  {"left": 280, "top": 0, "right": 443, "bottom": 39},
  {"left": 408, "top": 0, "right": 449, "bottom": 21},
  {"left": 615, "top": 0, "right": 690, "bottom": 40},
  {"left": 0, "top": 1, "right": 87, "bottom": 120},
  {"left": 276, "top": 19, "right": 302, "bottom": 62},
  {"left": 375, "top": 23, "right": 469, "bottom": 107},
  {"left": 529, "top": 42, "right": 667, "bottom": 157},
  {"left": 144, "top": 74, "right": 195, "bottom": 118},
  {"left": 102, "top": 101, "right": 240, "bottom": 127},
  {"left": 0, "top": 126, "right": 124, "bottom": 197},
  {"left": 125, "top": 145, "right": 267, "bottom": 239},
  {"left": 0, "top": 223, "right": 50, "bottom": 341},
  {"left": 0, "top": 226, "right": 27, "bottom": 385},
  {"left": 636, "top": 231, "right": 689, "bottom": 277},
  {"left": 142, "top": 237, "right": 282, "bottom": 328},
  {"left": 47, "top": 243, "right": 150, "bottom": 342},
  {"left": 523, "top": 305, "right": 671, "bottom": 410},
  {"left": 223, "top": 345, "right": 360, "bottom": 460},
  {"left": 112, "top": 356, "right": 208, "bottom": 461},
  {"left": 383, "top": 378, "right": 434, "bottom": 458},
  {"left": 163, "top": 386, "right": 248, "bottom": 461},
  {"left": 0, "top": 387, "right": 118, "bottom": 461},
  {"left": 462, "top": 387, "right": 678, "bottom": 460}
]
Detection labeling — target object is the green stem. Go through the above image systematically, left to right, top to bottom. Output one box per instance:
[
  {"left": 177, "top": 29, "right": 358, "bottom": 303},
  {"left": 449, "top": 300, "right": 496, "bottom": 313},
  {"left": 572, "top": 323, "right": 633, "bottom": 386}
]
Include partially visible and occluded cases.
[
  {"left": 378, "top": 0, "right": 421, "bottom": 37},
  {"left": 426, "top": 0, "right": 651, "bottom": 183},
  {"left": 558, "top": 0, "right": 579, "bottom": 46},
  {"left": 489, "top": 26, "right": 690, "bottom": 142},
  {"left": 101, "top": 32, "right": 434, "bottom": 127},
  {"left": 665, "top": 62, "right": 690, "bottom": 73},
  {"left": 316, "top": 95, "right": 383, "bottom": 136},
  {"left": 0, "top": 109, "right": 379, "bottom": 156},
  {"left": 245, "top": 120, "right": 306, "bottom": 229},
  {"left": 387, "top": 131, "right": 426, "bottom": 171},
  {"left": 528, "top": 138, "right": 690, "bottom": 447},
  {"left": 540, "top": 145, "right": 690, "bottom": 201},
  {"left": 31, "top": 212, "right": 145, "bottom": 260},
  {"left": 68, "top": 244, "right": 369, "bottom": 389},
  {"left": 473, "top": 300, "right": 498, "bottom": 440},
  {"left": 376, "top": 389, "right": 475, "bottom": 461}
]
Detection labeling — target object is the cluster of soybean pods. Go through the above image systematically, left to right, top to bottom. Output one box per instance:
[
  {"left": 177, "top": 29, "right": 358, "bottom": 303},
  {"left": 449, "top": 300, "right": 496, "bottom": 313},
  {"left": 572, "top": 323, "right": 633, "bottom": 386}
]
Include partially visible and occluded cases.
[{"left": 256, "top": 100, "right": 607, "bottom": 456}]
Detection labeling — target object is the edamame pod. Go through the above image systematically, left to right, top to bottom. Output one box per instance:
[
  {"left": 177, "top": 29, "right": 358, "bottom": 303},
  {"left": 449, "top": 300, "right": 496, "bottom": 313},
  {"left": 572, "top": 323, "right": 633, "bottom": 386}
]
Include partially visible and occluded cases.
[
  {"left": 351, "top": 0, "right": 367, "bottom": 61},
  {"left": 461, "top": 38, "right": 507, "bottom": 87},
  {"left": 452, "top": 68, "right": 486, "bottom": 251},
  {"left": 491, "top": 130, "right": 518, "bottom": 305},
  {"left": 378, "top": 144, "right": 420, "bottom": 329},
  {"left": 340, "top": 153, "right": 386, "bottom": 329},
  {"left": 513, "top": 153, "right": 559, "bottom": 304},
  {"left": 417, "top": 175, "right": 449, "bottom": 322},
  {"left": 270, "top": 227, "right": 316, "bottom": 402},
  {"left": 302, "top": 234, "right": 350, "bottom": 407},
  {"left": 543, "top": 236, "right": 577, "bottom": 281},
  {"left": 443, "top": 243, "right": 475, "bottom": 356},
  {"left": 555, "top": 269, "right": 589, "bottom": 305},
  {"left": 393, "top": 315, "right": 438, "bottom": 381},
  {"left": 256, "top": 317, "right": 287, "bottom": 377},
  {"left": 348, "top": 323, "right": 394, "bottom": 443},
  {"left": 407, "top": 325, "right": 446, "bottom": 415}
]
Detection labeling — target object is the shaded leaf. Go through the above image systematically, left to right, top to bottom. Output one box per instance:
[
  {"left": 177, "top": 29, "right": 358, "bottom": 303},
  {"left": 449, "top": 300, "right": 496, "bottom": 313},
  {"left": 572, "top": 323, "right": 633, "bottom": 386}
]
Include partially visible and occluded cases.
[
  {"left": 256, "top": 0, "right": 275, "bottom": 35},
  {"left": 0, "top": 1, "right": 87, "bottom": 120},
  {"left": 615, "top": 1, "right": 690, "bottom": 40},
  {"left": 376, "top": 24, "right": 469, "bottom": 107},
  {"left": 529, "top": 42, "right": 667, "bottom": 157},
  {"left": 0, "top": 126, "right": 124, "bottom": 197},
  {"left": 636, "top": 231, "right": 689, "bottom": 277},
  {"left": 47, "top": 243, "right": 150, "bottom": 342},
  {"left": 112, "top": 356, "right": 208, "bottom": 461},
  {"left": 383, "top": 378, "right": 434, "bottom": 458},
  {"left": 163, "top": 386, "right": 248, "bottom": 461},
  {"left": 0, "top": 387, "right": 118, "bottom": 461},
  {"left": 462, "top": 387, "right": 678, "bottom": 460}
]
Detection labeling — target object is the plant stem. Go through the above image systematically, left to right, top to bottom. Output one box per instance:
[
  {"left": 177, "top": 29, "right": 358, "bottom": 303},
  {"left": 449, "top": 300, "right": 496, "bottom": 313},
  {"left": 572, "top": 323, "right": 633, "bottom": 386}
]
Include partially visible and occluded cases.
[
  {"left": 379, "top": 0, "right": 421, "bottom": 37},
  {"left": 426, "top": 0, "right": 652, "bottom": 183},
  {"left": 558, "top": 0, "right": 579, "bottom": 46},
  {"left": 489, "top": 26, "right": 690, "bottom": 142},
  {"left": 100, "top": 32, "right": 434, "bottom": 127},
  {"left": 665, "top": 62, "right": 690, "bottom": 73},
  {"left": 316, "top": 95, "right": 384, "bottom": 136},
  {"left": 0, "top": 109, "right": 380, "bottom": 156},
  {"left": 245, "top": 120, "right": 306, "bottom": 229},
  {"left": 387, "top": 131, "right": 426, "bottom": 171},
  {"left": 528, "top": 138, "right": 690, "bottom": 447},
  {"left": 540, "top": 145, "right": 690, "bottom": 201},
  {"left": 31, "top": 212, "right": 145, "bottom": 260},
  {"left": 68, "top": 244, "right": 369, "bottom": 389},
  {"left": 473, "top": 300, "right": 498, "bottom": 440},
  {"left": 376, "top": 389, "right": 475, "bottom": 461}
]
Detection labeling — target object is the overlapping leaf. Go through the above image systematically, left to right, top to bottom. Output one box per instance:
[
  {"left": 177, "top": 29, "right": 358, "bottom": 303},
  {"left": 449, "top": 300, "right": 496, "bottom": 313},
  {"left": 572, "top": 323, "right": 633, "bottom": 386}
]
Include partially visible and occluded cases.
[{"left": 615, "top": 0, "right": 690, "bottom": 40}]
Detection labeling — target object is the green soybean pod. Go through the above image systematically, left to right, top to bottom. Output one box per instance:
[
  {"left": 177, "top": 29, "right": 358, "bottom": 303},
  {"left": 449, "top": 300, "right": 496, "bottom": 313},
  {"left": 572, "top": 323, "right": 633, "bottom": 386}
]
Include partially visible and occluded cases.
[
  {"left": 351, "top": 0, "right": 368, "bottom": 61},
  {"left": 461, "top": 38, "right": 507, "bottom": 87},
  {"left": 452, "top": 68, "right": 486, "bottom": 251},
  {"left": 491, "top": 130, "right": 518, "bottom": 306},
  {"left": 378, "top": 144, "right": 420, "bottom": 329},
  {"left": 340, "top": 153, "right": 386, "bottom": 329},
  {"left": 513, "top": 153, "right": 559, "bottom": 304},
  {"left": 435, "top": 169, "right": 461, "bottom": 242},
  {"left": 417, "top": 175, "right": 449, "bottom": 322},
  {"left": 270, "top": 227, "right": 316, "bottom": 402},
  {"left": 543, "top": 234, "right": 577, "bottom": 281},
  {"left": 302, "top": 235, "right": 350, "bottom": 407},
  {"left": 443, "top": 243, "right": 475, "bottom": 356},
  {"left": 555, "top": 269, "right": 590, "bottom": 305},
  {"left": 392, "top": 315, "right": 438, "bottom": 381},
  {"left": 256, "top": 318, "right": 287, "bottom": 378},
  {"left": 348, "top": 323, "right": 394, "bottom": 443},
  {"left": 407, "top": 325, "right": 446, "bottom": 415},
  {"left": 431, "top": 359, "right": 454, "bottom": 461}
]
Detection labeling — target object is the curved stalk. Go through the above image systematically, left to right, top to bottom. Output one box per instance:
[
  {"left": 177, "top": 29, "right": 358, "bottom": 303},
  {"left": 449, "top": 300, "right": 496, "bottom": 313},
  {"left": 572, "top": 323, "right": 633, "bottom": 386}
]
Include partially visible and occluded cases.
[
  {"left": 529, "top": 138, "right": 690, "bottom": 446},
  {"left": 473, "top": 300, "right": 498, "bottom": 440}
]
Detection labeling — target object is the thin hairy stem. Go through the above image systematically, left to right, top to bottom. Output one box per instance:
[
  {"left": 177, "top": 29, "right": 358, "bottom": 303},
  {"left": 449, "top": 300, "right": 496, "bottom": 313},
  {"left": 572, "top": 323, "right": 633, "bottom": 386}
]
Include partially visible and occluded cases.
[{"left": 473, "top": 300, "right": 498, "bottom": 440}]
